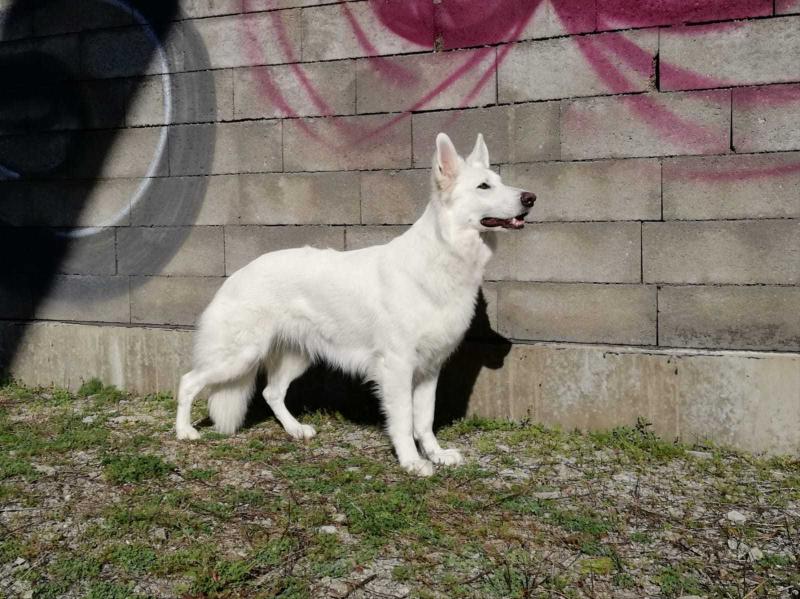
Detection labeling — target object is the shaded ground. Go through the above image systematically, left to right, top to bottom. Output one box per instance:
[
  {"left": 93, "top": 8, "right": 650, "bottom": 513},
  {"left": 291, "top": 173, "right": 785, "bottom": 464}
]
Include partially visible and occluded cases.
[{"left": 0, "top": 380, "right": 798, "bottom": 599}]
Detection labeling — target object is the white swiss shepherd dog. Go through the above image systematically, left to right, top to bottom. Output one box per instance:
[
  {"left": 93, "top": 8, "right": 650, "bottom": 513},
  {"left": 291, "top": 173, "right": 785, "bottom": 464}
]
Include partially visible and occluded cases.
[{"left": 175, "top": 133, "right": 536, "bottom": 476}]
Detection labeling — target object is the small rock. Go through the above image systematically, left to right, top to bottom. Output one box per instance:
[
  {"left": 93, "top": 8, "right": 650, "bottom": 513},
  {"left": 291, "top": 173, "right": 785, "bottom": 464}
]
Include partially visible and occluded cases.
[
  {"left": 110, "top": 414, "right": 155, "bottom": 424},
  {"left": 81, "top": 415, "right": 96, "bottom": 424},
  {"left": 496, "top": 444, "right": 511, "bottom": 453},
  {"left": 687, "top": 450, "right": 712, "bottom": 460},
  {"left": 32, "top": 464, "right": 56, "bottom": 476},
  {"left": 613, "top": 472, "right": 637, "bottom": 484},
  {"left": 531, "top": 491, "right": 560, "bottom": 500},
  {"left": 726, "top": 510, "right": 747, "bottom": 524},
  {"left": 333, "top": 513, "right": 347, "bottom": 523},
  {"left": 318, "top": 525, "right": 337, "bottom": 534},
  {"left": 152, "top": 527, "right": 167, "bottom": 541},
  {"left": 748, "top": 547, "right": 764, "bottom": 561},
  {"left": 327, "top": 580, "right": 349, "bottom": 594},
  {"left": 677, "top": 595, "right": 705, "bottom": 599}
]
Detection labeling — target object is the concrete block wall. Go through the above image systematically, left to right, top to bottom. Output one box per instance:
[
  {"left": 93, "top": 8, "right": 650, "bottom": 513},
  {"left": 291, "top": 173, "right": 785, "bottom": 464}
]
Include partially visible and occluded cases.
[{"left": 1, "top": 1, "right": 799, "bottom": 450}]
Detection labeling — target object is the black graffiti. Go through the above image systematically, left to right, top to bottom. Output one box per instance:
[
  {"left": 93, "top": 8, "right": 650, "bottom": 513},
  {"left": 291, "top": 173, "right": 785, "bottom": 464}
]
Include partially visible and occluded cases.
[{"left": 0, "top": 0, "right": 216, "bottom": 371}]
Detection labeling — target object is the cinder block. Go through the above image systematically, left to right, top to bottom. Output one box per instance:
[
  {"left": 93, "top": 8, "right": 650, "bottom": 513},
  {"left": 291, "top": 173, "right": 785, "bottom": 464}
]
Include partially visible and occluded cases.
[
  {"left": 0, "top": 0, "right": 33, "bottom": 40},
  {"left": 33, "top": 0, "right": 133, "bottom": 35},
  {"left": 178, "top": 0, "right": 239, "bottom": 19},
  {"left": 442, "top": 0, "right": 595, "bottom": 48},
  {"left": 596, "top": 0, "right": 771, "bottom": 28},
  {"left": 777, "top": 0, "right": 800, "bottom": 13},
  {"left": 301, "top": 2, "right": 428, "bottom": 61},
  {"left": 194, "top": 11, "right": 301, "bottom": 69},
  {"left": 661, "top": 17, "right": 800, "bottom": 91},
  {"left": 81, "top": 26, "right": 167, "bottom": 78},
  {"left": 499, "top": 29, "right": 656, "bottom": 103},
  {"left": 0, "top": 34, "right": 80, "bottom": 80},
  {"left": 356, "top": 47, "right": 496, "bottom": 113},
  {"left": 234, "top": 61, "right": 356, "bottom": 119},
  {"left": 173, "top": 69, "right": 234, "bottom": 123},
  {"left": 129, "top": 71, "right": 232, "bottom": 127},
  {"left": 126, "top": 76, "right": 165, "bottom": 127},
  {"left": 73, "top": 79, "right": 129, "bottom": 130},
  {"left": 733, "top": 84, "right": 800, "bottom": 153},
  {"left": 562, "top": 90, "right": 731, "bottom": 159},
  {"left": 411, "top": 103, "right": 561, "bottom": 167},
  {"left": 283, "top": 114, "right": 411, "bottom": 171},
  {"left": 169, "top": 121, "right": 282, "bottom": 176},
  {"left": 73, "top": 127, "right": 167, "bottom": 179},
  {"left": 0, "top": 132, "right": 71, "bottom": 179},
  {"left": 663, "top": 153, "right": 800, "bottom": 220},
  {"left": 501, "top": 159, "right": 661, "bottom": 221},
  {"left": 360, "top": 169, "right": 430, "bottom": 225},
  {"left": 240, "top": 172, "right": 360, "bottom": 225},
  {"left": 131, "top": 175, "right": 241, "bottom": 226},
  {"left": 54, "top": 179, "right": 136, "bottom": 228},
  {"left": 0, "top": 181, "right": 29, "bottom": 226},
  {"left": 643, "top": 220, "right": 800, "bottom": 284},
  {"left": 488, "top": 222, "right": 641, "bottom": 283},
  {"left": 224, "top": 225, "right": 345, "bottom": 273},
  {"left": 344, "top": 225, "right": 408, "bottom": 250},
  {"left": 118, "top": 226, "right": 225, "bottom": 276},
  {"left": 58, "top": 227, "right": 116, "bottom": 275},
  {"left": 0, "top": 274, "right": 32, "bottom": 319},
  {"left": 35, "top": 275, "right": 130, "bottom": 323},
  {"left": 131, "top": 276, "right": 224, "bottom": 326},
  {"left": 498, "top": 282, "right": 656, "bottom": 345},
  {"left": 659, "top": 285, "right": 800, "bottom": 351}
]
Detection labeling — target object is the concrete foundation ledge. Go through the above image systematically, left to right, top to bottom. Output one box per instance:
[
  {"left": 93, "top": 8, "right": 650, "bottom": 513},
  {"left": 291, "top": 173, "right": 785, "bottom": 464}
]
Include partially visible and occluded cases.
[{"left": 1, "top": 320, "right": 798, "bottom": 455}]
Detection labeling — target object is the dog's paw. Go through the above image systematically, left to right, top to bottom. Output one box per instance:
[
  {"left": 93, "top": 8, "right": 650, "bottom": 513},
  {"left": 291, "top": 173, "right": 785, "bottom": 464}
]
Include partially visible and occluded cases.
[
  {"left": 287, "top": 423, "right": 317, "bottom": 441},
  {"left": 176, "top": 426, "right": 201, "bottom": 441},
  {"left": 428, "top": 448, "right": 464, "bottom": 466},
  {"left": 401, "top": 459, "right": 434, "bottom": 477}
]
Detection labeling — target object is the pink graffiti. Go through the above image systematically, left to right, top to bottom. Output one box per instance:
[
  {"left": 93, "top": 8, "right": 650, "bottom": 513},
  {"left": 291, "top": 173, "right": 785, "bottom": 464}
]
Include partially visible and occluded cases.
[{"left": 236, "top": 0, "right": 800, "bottom": 180}]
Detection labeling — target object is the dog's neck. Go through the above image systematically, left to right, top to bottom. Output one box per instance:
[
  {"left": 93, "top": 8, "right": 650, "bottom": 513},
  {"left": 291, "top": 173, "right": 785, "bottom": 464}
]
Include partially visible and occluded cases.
[{"left": 403, "top": 196, "right": 493, "bottom": 287}]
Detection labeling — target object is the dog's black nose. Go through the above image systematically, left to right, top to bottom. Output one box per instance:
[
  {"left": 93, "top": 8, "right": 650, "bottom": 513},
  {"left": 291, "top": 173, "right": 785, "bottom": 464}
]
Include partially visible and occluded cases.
[{"left": 520, "top": 192, "right": 536, "bottom": 208}]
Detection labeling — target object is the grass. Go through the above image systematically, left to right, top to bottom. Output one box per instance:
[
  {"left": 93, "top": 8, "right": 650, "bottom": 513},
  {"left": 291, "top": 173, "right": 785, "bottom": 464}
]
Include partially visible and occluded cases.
[
  {"left": 0, "top": 380, "right": 798, "bottom": 598},
  {"left": 101, "top": 453, "right": 175, "bottom": 484}
]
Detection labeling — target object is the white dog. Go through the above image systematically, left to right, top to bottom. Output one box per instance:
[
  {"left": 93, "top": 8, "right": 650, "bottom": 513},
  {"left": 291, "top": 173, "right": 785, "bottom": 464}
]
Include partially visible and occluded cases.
[{"left": 175, "top": 133, "right": 536, "bottom": 476}]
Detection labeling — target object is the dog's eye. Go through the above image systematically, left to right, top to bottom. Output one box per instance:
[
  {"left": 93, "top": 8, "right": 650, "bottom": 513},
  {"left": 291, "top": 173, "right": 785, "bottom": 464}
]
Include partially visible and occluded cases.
[{"left": 477, "top": 182, "right": 491, "bottom": 190}]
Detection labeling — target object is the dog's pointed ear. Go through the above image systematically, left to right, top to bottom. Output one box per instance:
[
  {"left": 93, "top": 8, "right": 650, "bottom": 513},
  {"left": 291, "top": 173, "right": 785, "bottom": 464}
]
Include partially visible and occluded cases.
[
  {"left": 434, "top": 132, "right": 461, "bottom": 187},
  {"left": 466, "top": 133, "right": 490, "bottom": 168}
]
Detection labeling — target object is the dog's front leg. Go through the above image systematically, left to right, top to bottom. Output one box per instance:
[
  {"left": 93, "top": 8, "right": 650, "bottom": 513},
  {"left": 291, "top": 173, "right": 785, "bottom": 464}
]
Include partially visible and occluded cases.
[
  {"left": 377, "top": 360, "right": 434, "bottom": 477},
  {"left": 413, "top": 375, "right": 464, "bottom": 466}
]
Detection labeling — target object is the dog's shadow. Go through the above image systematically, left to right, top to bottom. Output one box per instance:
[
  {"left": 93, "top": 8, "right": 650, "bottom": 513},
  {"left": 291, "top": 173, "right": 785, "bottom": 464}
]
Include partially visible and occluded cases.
[{"left": 232, "top": 289, "right": 512, "bottom": 432}]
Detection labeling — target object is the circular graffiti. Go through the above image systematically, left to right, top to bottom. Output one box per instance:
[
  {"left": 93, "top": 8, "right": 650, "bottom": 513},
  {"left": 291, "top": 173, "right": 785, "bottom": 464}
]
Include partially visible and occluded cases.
[{"left": 0, "top": 0, "right": 215, "bottom": 296}]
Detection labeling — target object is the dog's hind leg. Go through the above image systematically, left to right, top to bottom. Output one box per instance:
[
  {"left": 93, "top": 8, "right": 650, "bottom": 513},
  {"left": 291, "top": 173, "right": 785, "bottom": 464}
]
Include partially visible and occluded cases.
[
  {"left": 175, "top": 346, "right": 261, "bottom": 440},
  {"left": 263, "top": 349, "right": 315, "bottom": 440},
  {"left": 377, "top": 359, "right": 433, "bottom": 477},
  {"left": 413, "top": 374, "right": 464, "bottom": 466}
]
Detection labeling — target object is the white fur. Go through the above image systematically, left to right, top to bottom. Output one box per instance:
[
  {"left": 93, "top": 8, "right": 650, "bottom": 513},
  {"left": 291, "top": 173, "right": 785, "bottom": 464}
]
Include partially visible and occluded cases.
[{"left": 175, "top": 133, "right": 533, "bottom": 476}]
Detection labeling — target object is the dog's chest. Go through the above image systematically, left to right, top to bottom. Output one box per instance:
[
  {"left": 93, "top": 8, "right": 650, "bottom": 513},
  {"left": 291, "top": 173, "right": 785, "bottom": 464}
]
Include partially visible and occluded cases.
[{"left": 413, "top": 285, "right": 478, "bottom": 366}]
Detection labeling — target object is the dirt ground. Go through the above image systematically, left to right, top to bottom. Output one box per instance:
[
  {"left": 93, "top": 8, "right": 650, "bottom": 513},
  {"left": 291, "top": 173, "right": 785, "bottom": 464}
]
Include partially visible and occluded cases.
[{"left": 0, "top": 380, "right": 798, "bottom": 598}]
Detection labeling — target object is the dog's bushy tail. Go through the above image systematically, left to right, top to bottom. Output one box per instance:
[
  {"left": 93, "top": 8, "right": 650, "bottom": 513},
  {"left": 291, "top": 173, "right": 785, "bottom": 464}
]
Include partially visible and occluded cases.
[{"left": 208, "top": 370, "right": 257, "bottom": 435}]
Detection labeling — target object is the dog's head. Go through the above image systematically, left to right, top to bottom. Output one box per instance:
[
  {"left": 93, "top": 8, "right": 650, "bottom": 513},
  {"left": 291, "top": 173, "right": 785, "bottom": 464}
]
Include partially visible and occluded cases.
[{"left": 431, "top": 132, "right": 536, "bottom": 232}]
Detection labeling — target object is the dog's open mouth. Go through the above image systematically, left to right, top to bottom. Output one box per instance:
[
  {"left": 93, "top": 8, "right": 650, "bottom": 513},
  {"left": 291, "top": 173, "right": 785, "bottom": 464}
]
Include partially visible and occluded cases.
[{"left": 480, "top": 213, "right": 528, "bottom": 230}]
